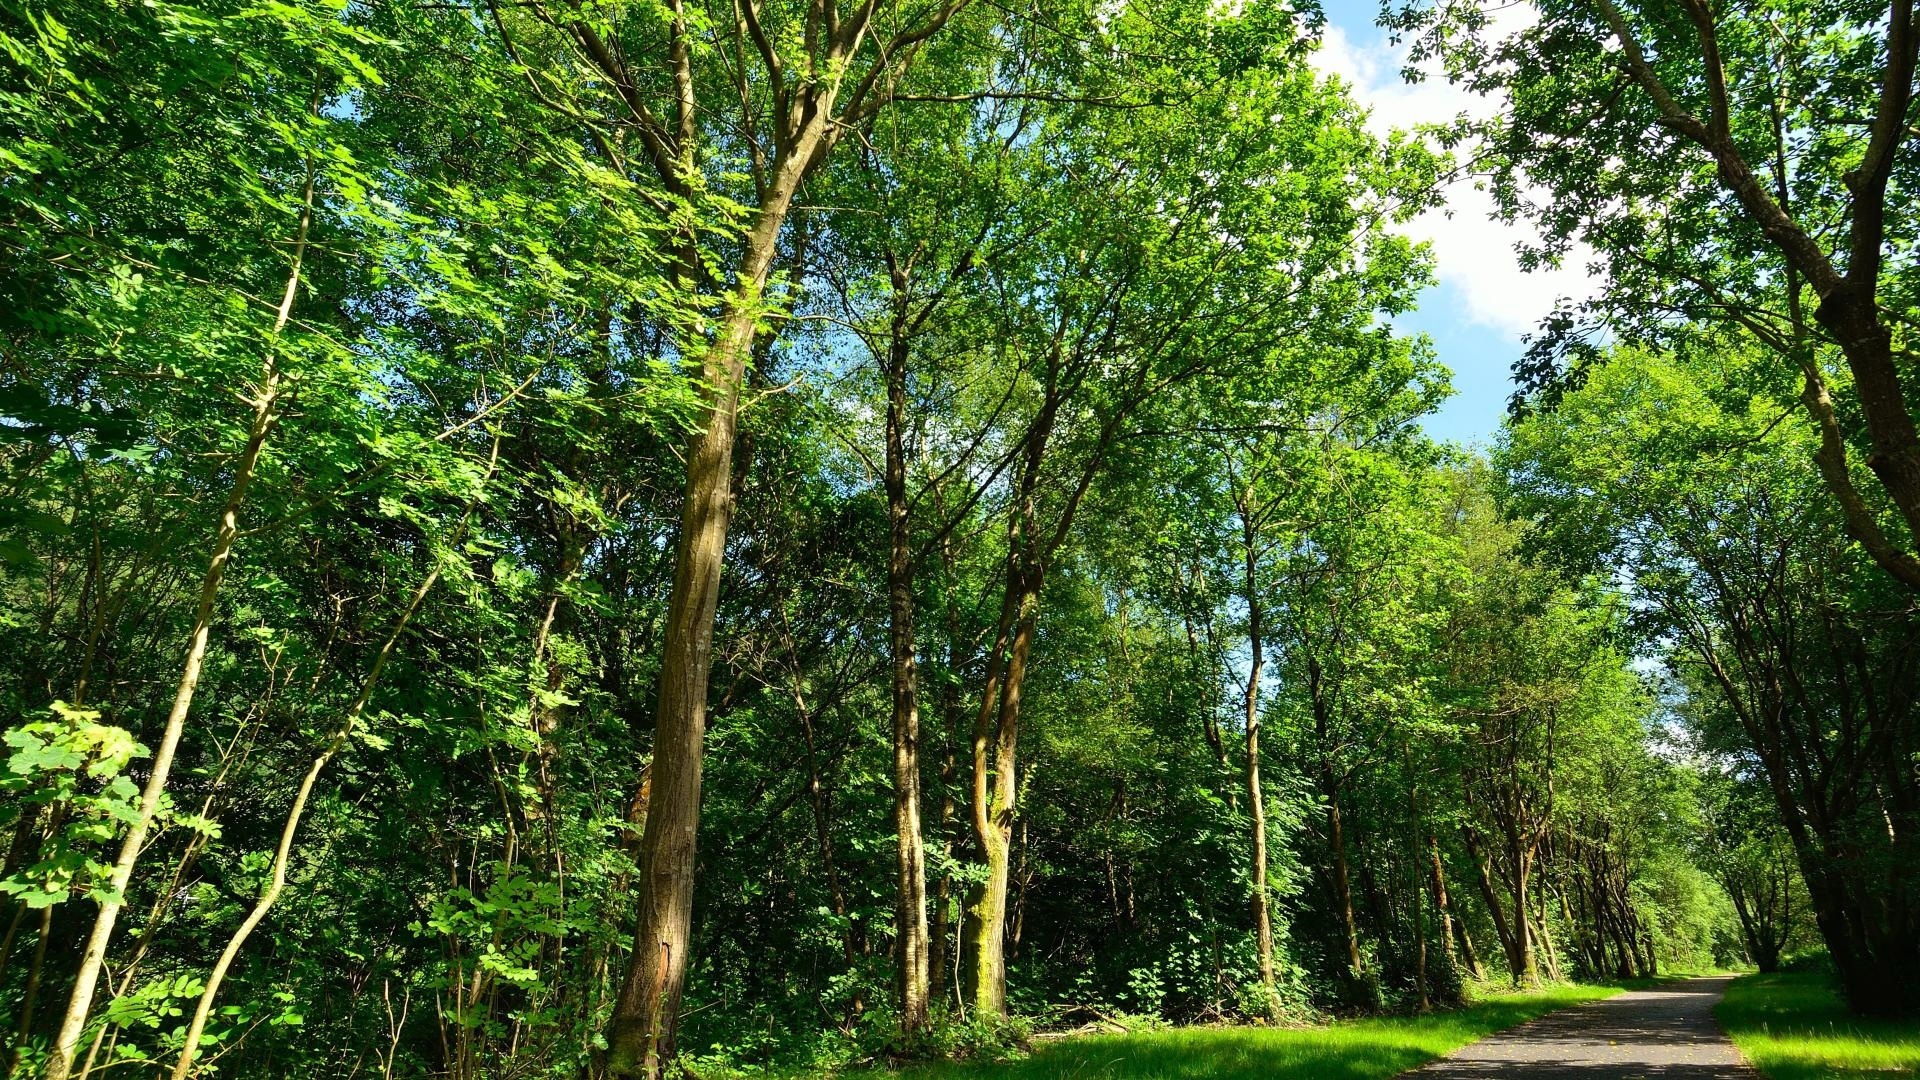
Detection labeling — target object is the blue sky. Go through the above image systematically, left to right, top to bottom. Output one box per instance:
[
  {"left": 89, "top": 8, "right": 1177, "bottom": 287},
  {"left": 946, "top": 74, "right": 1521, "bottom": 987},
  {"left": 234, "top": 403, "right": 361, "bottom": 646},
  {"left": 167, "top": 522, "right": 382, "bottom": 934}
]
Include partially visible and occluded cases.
[{"left": 1311, "top": 0, "right": 1595, "bottom": 446}]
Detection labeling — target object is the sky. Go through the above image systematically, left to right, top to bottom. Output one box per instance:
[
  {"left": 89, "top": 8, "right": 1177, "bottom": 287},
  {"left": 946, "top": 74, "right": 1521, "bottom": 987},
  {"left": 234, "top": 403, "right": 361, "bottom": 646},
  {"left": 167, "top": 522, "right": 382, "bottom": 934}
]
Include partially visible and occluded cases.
[{"left": 1310, "top": 0, "right": 1596, "bottom": 446}]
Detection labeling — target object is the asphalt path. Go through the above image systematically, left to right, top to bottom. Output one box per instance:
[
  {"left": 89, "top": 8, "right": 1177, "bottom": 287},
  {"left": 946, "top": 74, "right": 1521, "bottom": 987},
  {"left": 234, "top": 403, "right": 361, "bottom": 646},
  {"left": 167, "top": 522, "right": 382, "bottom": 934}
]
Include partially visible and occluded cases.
[{"left": 1409, "top": 976, "right": 1759, "bottom": 1079}]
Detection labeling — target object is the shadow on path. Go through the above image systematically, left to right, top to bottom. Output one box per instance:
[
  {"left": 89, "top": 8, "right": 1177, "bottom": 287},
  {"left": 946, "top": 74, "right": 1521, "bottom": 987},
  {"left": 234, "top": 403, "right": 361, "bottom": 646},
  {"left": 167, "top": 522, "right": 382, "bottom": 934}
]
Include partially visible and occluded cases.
[{"left": 1409, "top": 977, "right": 1758, "bottom": 1079}]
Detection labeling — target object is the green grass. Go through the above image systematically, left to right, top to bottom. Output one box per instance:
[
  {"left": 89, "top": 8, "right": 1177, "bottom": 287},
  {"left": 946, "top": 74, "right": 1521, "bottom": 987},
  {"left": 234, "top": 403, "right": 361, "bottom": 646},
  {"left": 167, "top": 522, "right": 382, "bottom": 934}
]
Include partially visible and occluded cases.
[
  {"left": 1717, "top": 971, "right": 1920, "bottom": 1079},
  {"left": 882, "top": 984, "right": 1619, "bottom": 1080}
]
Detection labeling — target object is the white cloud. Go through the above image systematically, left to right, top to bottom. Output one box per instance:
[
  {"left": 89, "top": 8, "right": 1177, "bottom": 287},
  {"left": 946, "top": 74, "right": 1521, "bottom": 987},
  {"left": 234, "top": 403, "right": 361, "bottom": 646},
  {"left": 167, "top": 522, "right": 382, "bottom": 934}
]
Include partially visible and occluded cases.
[{"left": 1312, "top": 20, "right": 1596, "bottom": 337}]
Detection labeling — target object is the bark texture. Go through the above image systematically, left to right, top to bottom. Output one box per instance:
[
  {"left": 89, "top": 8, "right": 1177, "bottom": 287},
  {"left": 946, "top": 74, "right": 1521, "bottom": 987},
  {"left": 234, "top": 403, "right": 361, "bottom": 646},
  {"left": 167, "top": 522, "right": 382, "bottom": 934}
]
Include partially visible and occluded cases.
[{"left": 605, "top": 169, "right": 805, "bottom": 1075}]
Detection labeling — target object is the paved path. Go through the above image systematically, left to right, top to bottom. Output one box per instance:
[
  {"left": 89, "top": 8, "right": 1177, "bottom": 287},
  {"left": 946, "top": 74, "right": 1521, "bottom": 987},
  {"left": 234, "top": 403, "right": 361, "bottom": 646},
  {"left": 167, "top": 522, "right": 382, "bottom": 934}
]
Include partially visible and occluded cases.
[{"left": 1410, "top": 976, "right": 1758, "bottom": 1078}]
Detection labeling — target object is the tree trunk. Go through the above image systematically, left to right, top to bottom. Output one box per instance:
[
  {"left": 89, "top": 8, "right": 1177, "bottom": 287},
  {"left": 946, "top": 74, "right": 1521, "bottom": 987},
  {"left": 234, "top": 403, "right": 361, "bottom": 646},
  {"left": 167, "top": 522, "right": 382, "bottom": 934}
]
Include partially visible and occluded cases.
[
  {"left": 604, "top": 121, "right": 823, "bottom": 1075},
  {"left": 45, "top": 169, "right": 314, "bottom": 1080},
  {"left": 1813, "top": 293, "right": 1920, "bottom": 566},
  {"left": 884, "top": 320, "right": 931, "bottom": 1034},
  {"left": 962, "top": 378, "right": 1069, "bottom": 1019},
  {"left": 1239, "top": 505, "right": 1275, "bottom": 990},
  {"left": 930, "top": 533, "right": 963, "bottom": 1010},
  {"left": 525, "top": 540, "right": 585, "bottom": 876},
  {"left": 965, "top": 560, "right": 1038, "bottom": 1018},
  {"left": 1179, "top": 563, "right": 1231, "bottom": 781},
  {"left": 960, "top": 582, "right": 1012, "bottom": 1016},
  {"left": 1307, "top": 656, "right": 1362, "bottom": 981},
  {"left": 1327, "top": 782, "right": 1362, "bottom": 980},
  {"left": 1010, "top": 806, "right": 1031, "bottom": 958},
  {"left": 930, "top": 810, "right": 953, "bottom": 1007},
  {"left": 1464, "top": 828, "right": 1517, "bottom": 982},
  {"left": 1430, "top": 835, "right": 1475, "bottom": 979},
  {"left": 1510, "top": 847, "right": 1538, "bottom": 986},
  {"left": 1413, "top": 874, "right": 1430, "bottom": 1010},
  {"left": 1534, "top": 885, "right": 1562, "bottom": 983},
  {"left": 1607, "top": 897, "right": 1637, "bottom": 978},
  {"left": 0, "top": 904, "right": 22, "bottom": 997},
  {"left": 5, "top": 905, "right": 51, "bottom": 1075},
  {"left": 1454, "top": 911, "right": 1485, "bottom": 983}
]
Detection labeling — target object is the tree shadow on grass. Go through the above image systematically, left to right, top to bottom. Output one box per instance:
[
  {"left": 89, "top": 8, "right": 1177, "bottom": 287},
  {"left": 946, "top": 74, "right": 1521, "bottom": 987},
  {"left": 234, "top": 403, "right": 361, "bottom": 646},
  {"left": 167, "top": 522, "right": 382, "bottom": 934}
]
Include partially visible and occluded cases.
[{"left": 1717, "top": 972, "right": 1920, "bottom": 1080}]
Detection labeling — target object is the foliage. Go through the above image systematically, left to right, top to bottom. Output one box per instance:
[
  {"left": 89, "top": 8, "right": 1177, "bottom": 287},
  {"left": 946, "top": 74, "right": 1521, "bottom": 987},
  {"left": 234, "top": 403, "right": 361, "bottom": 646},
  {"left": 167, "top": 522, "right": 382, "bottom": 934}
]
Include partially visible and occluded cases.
[
  {"left": 0, "top": 0, "right": 1882, "bottom": 1074},
  {"left": 1503, "top": 340, "right": 1920, "bottom": 1011},
  {"left": 0, "top": 703, "right": 151, "bottom": 909}
]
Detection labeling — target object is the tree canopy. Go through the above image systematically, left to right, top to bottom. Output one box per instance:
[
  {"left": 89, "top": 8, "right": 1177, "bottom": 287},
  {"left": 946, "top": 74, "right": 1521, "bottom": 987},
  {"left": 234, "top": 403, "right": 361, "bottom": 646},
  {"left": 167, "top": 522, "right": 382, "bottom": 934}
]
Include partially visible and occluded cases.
[{"left": 1, "top": 0, "right": 1915, "bottom": 1077}]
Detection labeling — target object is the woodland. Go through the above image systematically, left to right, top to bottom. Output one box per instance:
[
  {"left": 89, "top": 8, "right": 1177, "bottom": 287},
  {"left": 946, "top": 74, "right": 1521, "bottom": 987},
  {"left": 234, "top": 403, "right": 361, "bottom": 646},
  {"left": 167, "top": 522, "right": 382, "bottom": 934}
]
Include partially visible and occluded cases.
[{"left": 0, "top": 0, "right": 1918, "bottom": 1076}]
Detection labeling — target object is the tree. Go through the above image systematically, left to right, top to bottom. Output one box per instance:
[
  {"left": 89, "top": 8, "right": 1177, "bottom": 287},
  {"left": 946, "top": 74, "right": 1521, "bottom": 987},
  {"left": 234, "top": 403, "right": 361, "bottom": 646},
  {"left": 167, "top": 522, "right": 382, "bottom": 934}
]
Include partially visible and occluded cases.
[
  {"left": 0, "top": 0, "right": 1791, "bottom": 1069},
  {"left": 469, "top": 0, "right": 982, "bottom": 1066},
  {"left": 1392, "top": 0, "right": 1920, "bottom": 588},
  {"left": 2, "top": 1, "right": 699, "bottom": 1071},
  {"left": 0, "top": 5, "right": 486, "bottom": 1071},
  {"left": 937, "top": 15, "right": 1439, "bottom": 1012},
  {"left": 811, "top": 76, "right": 1036, "bottom": 1031},
  {"left": 1506, "top": 342, "right": 1920, "bottom": 1014},
  {"left": 1698, "top": 769, "right": 1809, "bottom": 973}
]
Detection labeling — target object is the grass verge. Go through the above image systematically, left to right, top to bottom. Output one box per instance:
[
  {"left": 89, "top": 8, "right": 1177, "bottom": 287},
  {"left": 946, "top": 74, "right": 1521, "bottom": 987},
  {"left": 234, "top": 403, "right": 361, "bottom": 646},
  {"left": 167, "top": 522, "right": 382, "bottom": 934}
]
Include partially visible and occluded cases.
[
  {"left": 1716, "top": 971, "right": 1920, "bottom": 1079},
  {"left": 885, "top": 984, "right": 1618, "bottom": 1080}
]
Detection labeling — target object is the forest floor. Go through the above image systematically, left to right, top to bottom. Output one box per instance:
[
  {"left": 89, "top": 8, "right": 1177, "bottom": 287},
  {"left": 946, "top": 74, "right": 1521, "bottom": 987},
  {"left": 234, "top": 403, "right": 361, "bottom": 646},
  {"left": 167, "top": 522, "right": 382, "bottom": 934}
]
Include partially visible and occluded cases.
[
  {"left": 1716, "top": 970, "right": 1920, "bottom": 1079},
  {"left": 879, "top": 983, "right": 1622, "bottom": 1080}
]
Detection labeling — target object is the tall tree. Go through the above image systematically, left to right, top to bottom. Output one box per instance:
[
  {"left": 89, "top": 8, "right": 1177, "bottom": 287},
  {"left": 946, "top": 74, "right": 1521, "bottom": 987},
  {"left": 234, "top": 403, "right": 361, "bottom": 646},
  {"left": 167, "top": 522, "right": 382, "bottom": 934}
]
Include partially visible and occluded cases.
[
  {"left": 474, "top": 0, "right": 980, "bottom": 1067},
  {"left": 1395, "top": 0, "right": 1920, "bottom": 587},
  {"left": 944, "top": 36, "right": 1439, "bottom": 1011},
  {"left": 812, "top": 79, "right": 1037, "bottom": 1030},
  {"left": 1507, "top": 342, "right": 1920, "bottom": 1013}
]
